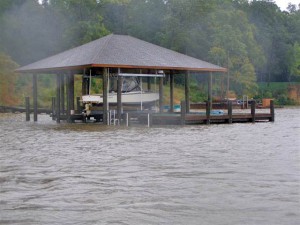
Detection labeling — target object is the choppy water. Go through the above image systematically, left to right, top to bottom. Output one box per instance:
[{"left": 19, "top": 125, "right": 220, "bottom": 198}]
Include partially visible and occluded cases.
[{"left": 0, "top": 108, "right": 299, "bottom": 225}]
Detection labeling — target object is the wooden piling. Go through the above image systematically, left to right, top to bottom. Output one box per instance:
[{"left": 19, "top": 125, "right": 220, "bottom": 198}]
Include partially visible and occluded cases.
[
  {"left": 103, "top": 68, "right": 108, "bottom": 125},
  {"left": 117, "top": 71, "right": 123, "bottom": 123},
  {"left": 170, "top": 71, "right": 174, "bottom": 113},
  {"left": 185, "top": 71, "right": 190, "bottom": 113},
  {"left": 69, "top": 72, "right": 75, "bottom": 112},
  {"left": 208, "top": 72, "right": 212, "bottom": 112},
  {"left": 33, "top": 74, "right": 38, "bottom": 122},
  {"left": 56, "top": 74, "right": 61, "bottom": 123},
  {"left": 60, "top": 74, "right": 65, "bottom": 114},
  {"left": 66, "top": 74, "right": 70, "bottom": 122},
  {"left": 159, "top": 76, "right": 164, "bottom": 113},
  {"left": 25, "top": 97, "right": 30, "bottom": 121},
  {"left": 51, "top": 97, "right": 56, "bottom": 120},
  {"left": 76, "top": 97, "right": 81, "bottom": 113},
  {"left": 181, "top": 100, "right": 186, "bottom": 125},
  {"left": 270, "top": 100, "right": 275, "bottom": 122},
  {"left": 206, "top": 101, "right": 211, "bottom": 124},
  {"left": 228, "top": 101, "right": 232, "bottom": 124},
  {"left": 251, "top": 101, "right": 256, "bottom": 123}
]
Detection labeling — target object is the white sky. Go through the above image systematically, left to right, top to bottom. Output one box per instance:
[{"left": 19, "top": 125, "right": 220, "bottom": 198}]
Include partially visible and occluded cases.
[{"left": 273, "top": 0, "right": 300, "bottom": 10}]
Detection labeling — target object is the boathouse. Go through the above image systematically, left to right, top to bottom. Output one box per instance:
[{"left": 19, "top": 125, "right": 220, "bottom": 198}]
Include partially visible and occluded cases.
[{"left": 16, "top": 34, "right": 274, "bottom": 125}]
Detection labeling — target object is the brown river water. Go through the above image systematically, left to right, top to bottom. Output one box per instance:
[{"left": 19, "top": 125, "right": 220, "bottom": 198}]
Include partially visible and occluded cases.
[{"left": 0, "top": 108, "right": 299, "bottom": 225}]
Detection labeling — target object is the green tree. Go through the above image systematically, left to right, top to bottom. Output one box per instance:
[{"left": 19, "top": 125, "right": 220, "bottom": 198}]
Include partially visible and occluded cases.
[
  {"left": 288, "top": 42, "right": 300, "bottom": 81},
  {"left": 0, "top": 52, "right": 19, "bottom": 105}
]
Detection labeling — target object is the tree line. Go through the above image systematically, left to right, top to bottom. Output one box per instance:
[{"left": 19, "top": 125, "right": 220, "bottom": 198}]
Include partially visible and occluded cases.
[{"left": 0, "top": 0, "right": 300, "bottom": 106}]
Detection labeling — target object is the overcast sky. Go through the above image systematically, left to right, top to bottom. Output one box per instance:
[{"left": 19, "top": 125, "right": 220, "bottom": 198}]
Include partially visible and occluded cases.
[{"left": 274, "top": 0, "right": 300, "bottom": 10}]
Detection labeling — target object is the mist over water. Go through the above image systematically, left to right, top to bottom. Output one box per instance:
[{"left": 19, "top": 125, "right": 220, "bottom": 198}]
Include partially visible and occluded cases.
[{"left": 0, "top": 108, "right": 299, "bottom": 225}]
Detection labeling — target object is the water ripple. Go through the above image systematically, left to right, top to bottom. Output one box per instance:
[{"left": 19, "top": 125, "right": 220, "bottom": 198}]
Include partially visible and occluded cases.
[{"left": 0, "top": 108, "right": 299, "bottom": 225}]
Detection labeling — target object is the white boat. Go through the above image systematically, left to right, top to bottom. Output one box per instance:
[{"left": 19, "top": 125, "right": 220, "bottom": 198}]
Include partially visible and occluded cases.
[
  {"left": 82, "top": 76, "right": 159, "bottom": 107},
  {"left": 82, "top": 91, "right": 159, "bottom": 105}
]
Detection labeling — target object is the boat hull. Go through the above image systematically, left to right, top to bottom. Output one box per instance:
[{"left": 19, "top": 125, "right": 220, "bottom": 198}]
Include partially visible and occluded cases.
[{"left": 82, "top": 92, "right": 159, "bottom": 106}]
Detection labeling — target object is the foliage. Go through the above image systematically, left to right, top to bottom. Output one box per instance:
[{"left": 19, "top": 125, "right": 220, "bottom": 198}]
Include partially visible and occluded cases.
[
  {"left": 0, "top": 0, "right": 300, "bottom": 106},
  {"left": 288, "top": 42, "right": 300, "bottom": 81},
  {"left": 0, "top": 52, "right": 19, "bottom": 105}
]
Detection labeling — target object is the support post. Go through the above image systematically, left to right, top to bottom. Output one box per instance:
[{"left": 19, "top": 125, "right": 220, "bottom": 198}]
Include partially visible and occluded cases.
[
  {"left": 103, "top": 68, "right": 108, "bottom": 125},
  {"left": 117, "top": 70, "right": 123, "bottom": 123},
  {"left": 170, "top": 71, "right": 174, "bottom": 113},
  {"left": 185, "top": 71, "right": 190, "bottom": 113},
  {"left": 69, "top": 72, "right": 75, "bottom": 112},
  {"left": 208, "top": 72, "right": 212, "bottom": 112},
  {"left": 33, "top": 74, "right": 38, "bottom": 122},
  {"left": 56, "top": 74, "right": 61, "bottom": 123},
  {"left": 60, "top": 74, "right": 65, "bottom": 114},
  {"left": 66, "top": 74, "right": 70, "bottom": 122},
  {"left": 82, "top": 75, "right": 89, "bottom": 96},
  {"left": 147, "top": 76, "right": 151, "bottom": 91},
  {"left": 159, "top": 76, "right": 164, "bottom": 113},
  {"left": 25, "top": 97, "right": 30, "bottom": 121},
  {"left": 52, "top": 97, "right": 56, "bottom": 121},
  {"left": 76, "top": 97, "right": 81, "bottom": 113},
  {"left": 180, "top": 100, "right": 186, "bottom": 125},
  {"left": 270, "top": 100, "right": 275, "bottom": 122},
  {"left": 206, "top": 101, "right": 211, "bottom": 125},
  {"left": 228, "top": 101, "right": 232, "bottom": 124},
  {"left": 251, "top": 101, "right": 256, "bottom": 123},
  {"left": 126, "top": 113, "right": 130, "bottom": 127},
  {"left": 147, "top": 113, "right": 153, "bottom": 127}
]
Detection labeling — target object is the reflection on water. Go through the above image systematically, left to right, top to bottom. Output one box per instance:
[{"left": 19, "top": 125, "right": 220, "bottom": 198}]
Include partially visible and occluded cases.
[{"left": 0, "top": 108, "right": 299, "bottom": 225}]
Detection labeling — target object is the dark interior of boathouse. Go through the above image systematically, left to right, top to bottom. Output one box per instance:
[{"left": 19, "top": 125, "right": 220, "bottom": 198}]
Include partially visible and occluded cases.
[{"left": 16, "top": 34, "right": 274, "bottom": 125}]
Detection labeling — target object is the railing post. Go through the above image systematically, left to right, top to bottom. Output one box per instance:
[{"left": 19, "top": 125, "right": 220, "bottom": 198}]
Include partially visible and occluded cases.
[
  {"left": 25, "top": 97, "right": 30, "bottom": 121},
  {"left": 270, "top": 100, "right": 275, "bottom": 122},
  {"left": 251, "top": 101, "right": 256, "bottom": 123}
]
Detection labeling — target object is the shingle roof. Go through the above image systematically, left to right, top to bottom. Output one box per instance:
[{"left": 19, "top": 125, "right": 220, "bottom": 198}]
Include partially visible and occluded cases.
[{"left": 17, "top": 34, "right": 226, "bottom": 73}]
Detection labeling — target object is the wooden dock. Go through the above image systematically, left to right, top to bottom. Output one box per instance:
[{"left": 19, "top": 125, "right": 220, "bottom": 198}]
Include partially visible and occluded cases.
[{"left": 20, "top": 97, "right": 275, "bottom": 126}]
